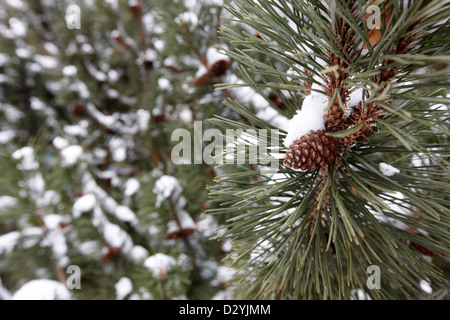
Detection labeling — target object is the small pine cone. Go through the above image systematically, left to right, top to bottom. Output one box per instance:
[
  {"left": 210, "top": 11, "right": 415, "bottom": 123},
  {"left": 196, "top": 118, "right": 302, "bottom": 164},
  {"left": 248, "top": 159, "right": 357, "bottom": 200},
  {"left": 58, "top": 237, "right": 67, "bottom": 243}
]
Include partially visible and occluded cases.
[
  {"left": 209, "top": 59, "right": 230, "bottom": 77},
  {"left": 284, "top": 130, "right": 339, "bottom": 170}
]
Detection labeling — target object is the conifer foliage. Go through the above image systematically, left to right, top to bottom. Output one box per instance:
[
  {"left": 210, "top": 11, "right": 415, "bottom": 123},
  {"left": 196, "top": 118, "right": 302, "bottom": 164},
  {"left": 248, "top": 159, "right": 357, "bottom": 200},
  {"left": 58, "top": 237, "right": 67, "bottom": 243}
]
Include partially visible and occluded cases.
[{"left": 209, "top": 0, "right": 449, "bottom": 299}]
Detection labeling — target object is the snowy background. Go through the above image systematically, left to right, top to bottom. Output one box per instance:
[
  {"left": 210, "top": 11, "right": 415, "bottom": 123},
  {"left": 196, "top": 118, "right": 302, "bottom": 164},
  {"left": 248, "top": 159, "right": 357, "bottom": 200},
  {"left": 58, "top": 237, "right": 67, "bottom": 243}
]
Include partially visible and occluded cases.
[{"left": 0, "top": 0, "right": 272, "bottom": 300}]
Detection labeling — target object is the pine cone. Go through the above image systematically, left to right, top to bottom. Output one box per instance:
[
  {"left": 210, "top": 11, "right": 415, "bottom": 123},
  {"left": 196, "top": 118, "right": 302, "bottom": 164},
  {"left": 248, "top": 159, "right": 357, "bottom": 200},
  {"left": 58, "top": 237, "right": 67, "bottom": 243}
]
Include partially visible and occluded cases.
[
  {"left": 209, "top": 59, "right": 230, "bottom": 77},
  {"left": 284, "top": 130, "right": 338, "bottom": 170}
]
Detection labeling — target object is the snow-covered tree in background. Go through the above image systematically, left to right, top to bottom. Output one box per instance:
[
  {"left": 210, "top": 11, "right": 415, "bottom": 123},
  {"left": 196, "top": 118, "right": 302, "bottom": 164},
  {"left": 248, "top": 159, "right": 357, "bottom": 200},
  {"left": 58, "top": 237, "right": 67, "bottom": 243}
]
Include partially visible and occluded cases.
[
  {"left": 0, "top": 0, "right": 449, "bottom": 301},
  {"left": 0, "top": 0, "right": 239, "bottom": 300}
]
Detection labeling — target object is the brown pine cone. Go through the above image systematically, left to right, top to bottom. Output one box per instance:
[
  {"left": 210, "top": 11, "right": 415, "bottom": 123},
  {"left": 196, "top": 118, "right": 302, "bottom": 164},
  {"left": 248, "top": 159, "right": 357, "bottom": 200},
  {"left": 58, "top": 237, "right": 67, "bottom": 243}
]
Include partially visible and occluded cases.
[
  {"left": 209, "top": 59, "right": 230, "bottom": 77},
  {"left": 284, "top": 130, "right": 339, "bottom": 170}
]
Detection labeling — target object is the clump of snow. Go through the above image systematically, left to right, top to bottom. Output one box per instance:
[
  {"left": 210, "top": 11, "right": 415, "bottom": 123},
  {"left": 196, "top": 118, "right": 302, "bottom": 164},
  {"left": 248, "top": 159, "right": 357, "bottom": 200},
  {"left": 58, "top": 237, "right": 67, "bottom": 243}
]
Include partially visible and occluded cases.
[
  {"left": 5, "top": 0, "right": 26, "bottom": 9},
  {"left": 175, "top": 12, "right": 198, "bottom": 27},
  {"left": 8, "top": 17, "right": 27, "bottom": 38},
  {"left": 43, "top": 42, "right": 59, "bottom": 55},
  {"left": 80, "top": 43, "right": 94, "bottom": 55},
  {"left": 206, "top": 47, "right": 229, "bottom": 68},
  {"left": 34, "top": 55, "right": 58, "bottom": 70},
  {"left": 194, "top": 64, "right": 208, "bottom": 79},
  {"left": 62, "top": 65, "right": 77, "bottom": 77},
  {"left": 158, "top": 78, "right": 172, "bottom": 91},
  {"left": 283, "top": 92, "right": 329, "bottom": 148},
  {"left": 29, "top": 97, "right": 46, "bottom": 111},
  {"left": 178, "top": 106, "right": 193, "bottom": 124},
  {"left": 136, "top": 109, "right": 150, "bottom": 132},
  {"left": 64, "top": 121, "right": 89, "bottom": 137},
  {"left": 0, "top": 129, "right": 15, "bottom": 144},
  {"left": 52, "top": 137, "right": 70, "bottom": 150},
  {"left": 109, "top": 137, "right": 127, "bottom": 162},
  {"left": 61, "top": 145, "right": 83, "bottom": 167},
  {"left": 12, "top": 146, "right": 39, "bottom": 171},
  {"left": 379, "top": 162, "right": 400, "bottom": 176},
  {"left": 153, "top": 175, "right": 182, "bottom": 208},
  {"left": 124, "top": 178, "right": 140, "bottom": 196},
  {"left": 72, "top": 193, "right": 96, "bottom": 218},
  {"left": 0, "top": 196, "right": 18, "bottom": 208},
  {"left": 114, "top": 205, "right": 138, "bottom": 225},
  {"left": 167, "top": 210, "right": 196, "bottom": 234},
  {"left": 196, "top": 214, "right": 220, "bottom": 238},
  {"left": 41, "top": 220, "right": 69, "bottom": 267},
  {"left": 102, "top": 221, "right": 133, "bottom": 251},
  {"left": 21, "top": 227, "right": 44, "bottom": 249},
  {"left": 0, "top": 231, "right": 20, "bottom": 254},
  {"left": 129, "top": 245, "right": 148, "bottom": 263},
  {"left": 144, "top": 253, "right": 176, "bottom": 279},
  {"left": 211, "top": 266, "right": 236, "bottom": 287},
  {"left": 115, "top": 277, "right": 133, "bottom": 300},
  {"left": 11, "top": 279, "right": 71, "bottom": 300},
  {"left": 420, "top": 280, "right": 432, "bottom": 294}
]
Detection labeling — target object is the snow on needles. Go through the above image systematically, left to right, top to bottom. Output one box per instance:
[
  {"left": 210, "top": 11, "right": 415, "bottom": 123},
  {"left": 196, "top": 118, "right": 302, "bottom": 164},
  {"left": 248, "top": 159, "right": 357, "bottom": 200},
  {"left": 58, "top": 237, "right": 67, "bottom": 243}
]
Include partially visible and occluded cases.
[
  {"left": 206, "top": 47, "right": 229, "bottom": 68},
  {"left": 283, "top": 92, "right": 329, "bottom": 148},
  {"left": 379, "top": 162, "right": 400, "bottom": 177},
  {"left": 153, "top": 175, "right": 183, "bottom": 208},
  {"left": 144, "top": 253, "right": 176, "bottom": 279},
  {"left": 115, "top": 277, "right": 133, "bottom": 300},
  {"left": 11, "top": 279, "right": 71, "bottom": 300}
]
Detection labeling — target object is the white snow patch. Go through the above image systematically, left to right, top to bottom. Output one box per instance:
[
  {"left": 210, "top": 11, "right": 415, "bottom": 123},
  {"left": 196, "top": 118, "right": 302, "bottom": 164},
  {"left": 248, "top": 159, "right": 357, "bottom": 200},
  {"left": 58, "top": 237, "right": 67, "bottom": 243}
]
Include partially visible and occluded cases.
[
  {"left": 6, "top": 0, "right": 26, "bottom": 9},
  {"left": 175, "top": 12, "right": 198, "bottom": 27},
  {"left": 8, "top": 18, "right": 27, "bottom": 37},
  {"left": 43, "top": 42, "right": 59, "bottom": 55},
  {"left": 80, "top": 43, "right": 94, "bottom": 55},
  {"left": 206, "top": 47, "right": 229, "bottom": 67},
  {"left": 34, "top": 55, "right": 58, "bottom": 69},
  {"left": 62, "top": 65, "right": 77, "bottom": 77},
  {"left": 158, "top": 78, "right": 172, "bottom": 91},
  {"left": 283, "top": 92, "right": 329, "bottom": 148},
  {"left": 136, "top": 109, "right": 150, "bottom": 132},
  {"left": 64, "top": 122, "right": 89, "bottom": 137},
  {"left": 0, "top": 129, "right": 15, "bottom": 144},
  {"left": 52, "top": 137, "right": 70, "bottom": 150},
  {"left": 61, "top": 145, "right": 83, "bottom": 167},
  {"left": 12, "top": 146, "right": 39, "bottom": 171},
  {"left": 379, "top": 162, "right": 400, "bottom": 177},
  {"left": 153, "top": 175, "right": 182, "bottom": 208},
  {"left": 124, "top": 178, "right": 140, "bottom": 196},
  {"left": 72, "top": 193, "right": 96, "bottom": 217},
  {"left": 0, "top": 196, "right": 18, "bottom": 209},
  {"left": 114, "top": 205, "right": 138, "bottom": 225},
  {"left": 167, "top": 210, "right": 196, "bottom": 234},
  {"left": 196, "top": 214, "right": 219, "bottom": 238},
  {"left": 103, "top": 222, "right": 132, "bottom": 250},
  {"left": 21, "top": 227, "right": 44, "bottom": 248},
  {"left": 0, "top": 231, "right": 20, "bottom": 254},
  {"left": 78, "top": 240, "right": 101, "bottom": 256},
  {"left": 129, "top": 245, "right": 148, "bottom": 263},
  {"left": 144, "top": 253, "right": 176, "bottom": 279},
  {"left": 211, "top": 266, "right": 236, "bottom": 287},
  {"left": 115, "top": 277, "right": 133, "bottom": 300},
  {"left": 11, "top": 279, "right": 71, "bottom": 300},
  {"left": 420, "top": 280, "right": 432, "bottom": 294}
]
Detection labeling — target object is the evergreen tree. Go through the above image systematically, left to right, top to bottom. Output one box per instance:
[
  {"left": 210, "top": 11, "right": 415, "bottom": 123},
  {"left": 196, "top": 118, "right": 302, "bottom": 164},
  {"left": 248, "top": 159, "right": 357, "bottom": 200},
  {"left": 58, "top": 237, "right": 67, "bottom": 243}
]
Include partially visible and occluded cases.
[{"left": 208, "top": 0, "right": 449, "bottom": 299}]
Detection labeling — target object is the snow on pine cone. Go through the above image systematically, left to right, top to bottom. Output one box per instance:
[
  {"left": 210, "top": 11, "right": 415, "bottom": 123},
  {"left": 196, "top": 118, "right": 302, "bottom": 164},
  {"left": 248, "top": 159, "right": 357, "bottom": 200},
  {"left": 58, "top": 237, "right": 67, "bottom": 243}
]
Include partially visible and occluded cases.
[{"left": 283, "top": 130, "right": 338, "bottom": 170}]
